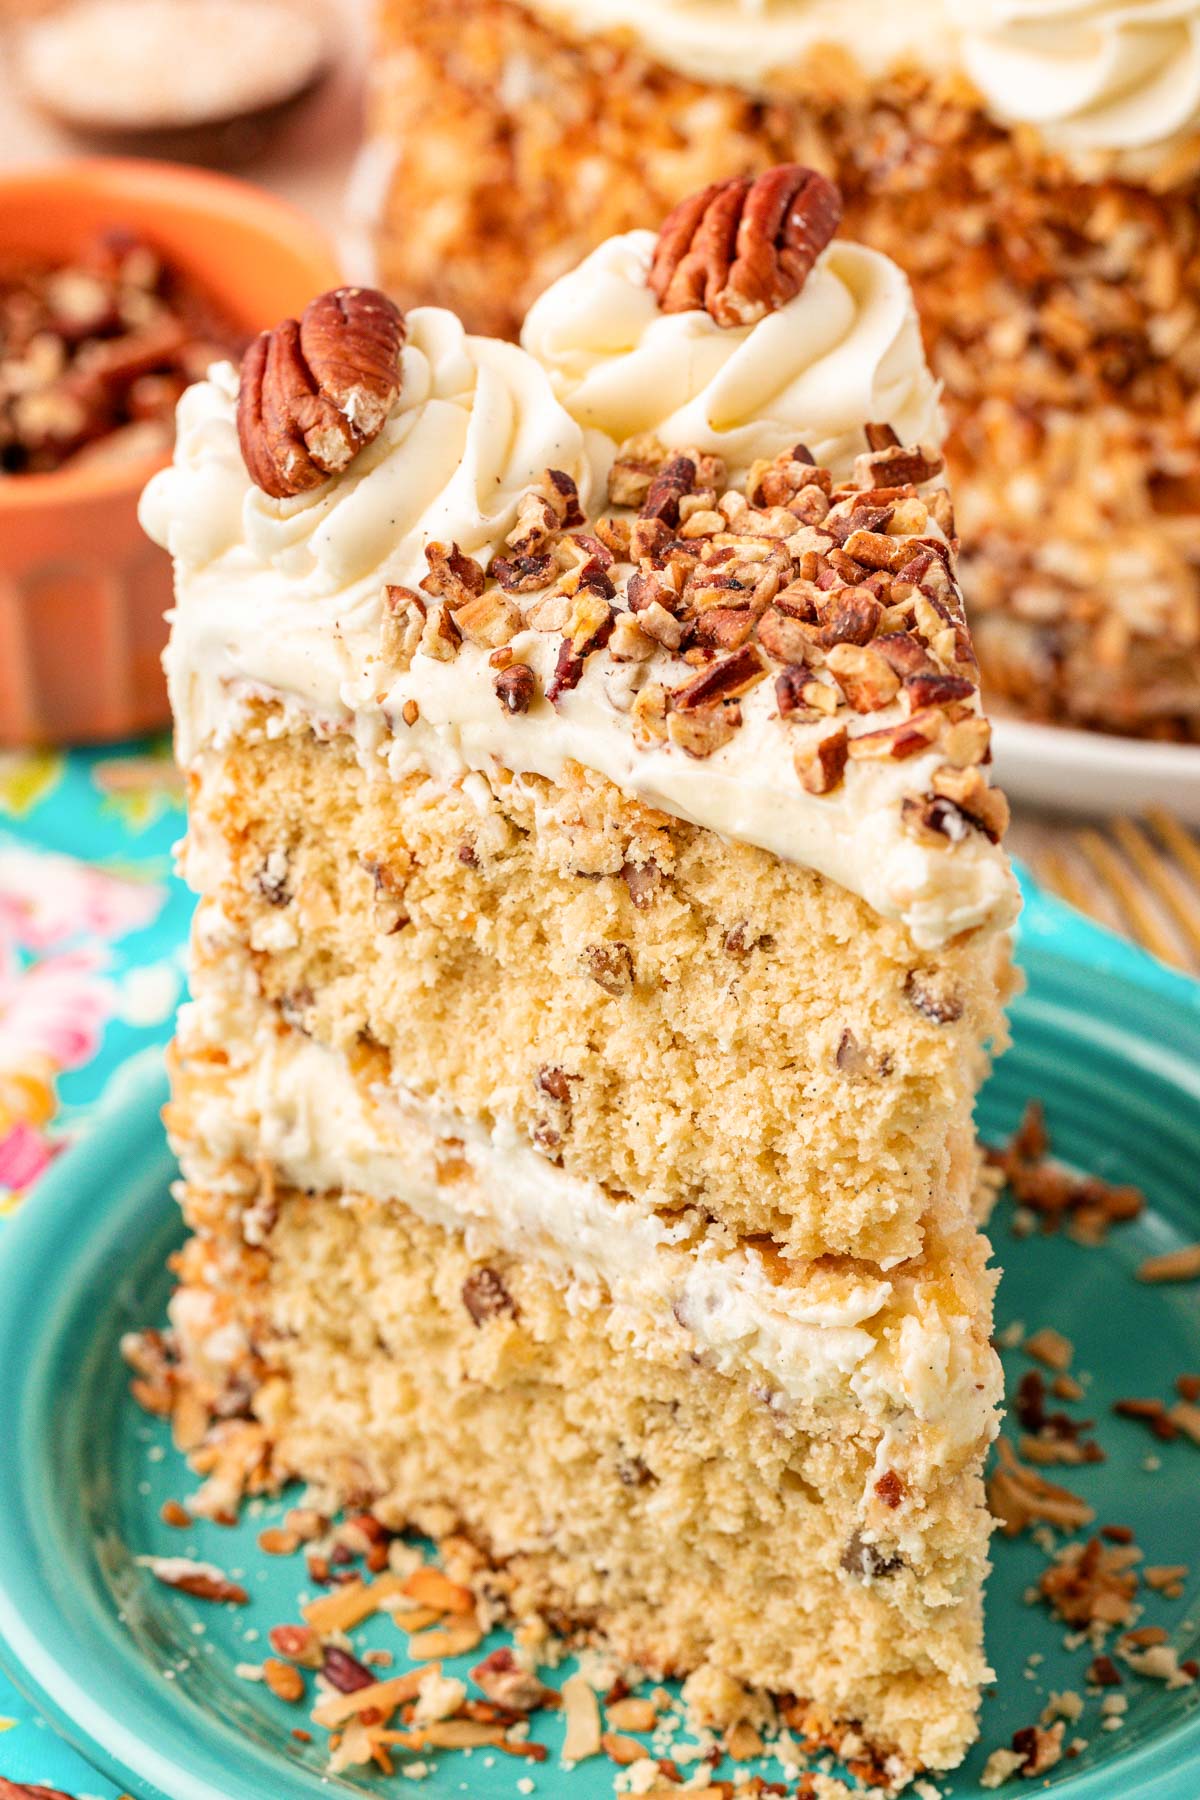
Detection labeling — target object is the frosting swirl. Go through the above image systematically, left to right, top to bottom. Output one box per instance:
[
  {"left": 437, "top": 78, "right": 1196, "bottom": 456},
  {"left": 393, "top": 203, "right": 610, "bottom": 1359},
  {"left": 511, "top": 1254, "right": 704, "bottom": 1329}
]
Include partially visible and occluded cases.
[
  {"left": 518, "top": 0, "right": 1200, "bottom": 164},
  {"left": 954, "top": 1, "right": 1200, "bottom": 159},
  {"left": 521, "top": 230, "right": 943, "bottom": 475},
  {"left": 142, "top": 307, "right": 603, "bottom": 726}
]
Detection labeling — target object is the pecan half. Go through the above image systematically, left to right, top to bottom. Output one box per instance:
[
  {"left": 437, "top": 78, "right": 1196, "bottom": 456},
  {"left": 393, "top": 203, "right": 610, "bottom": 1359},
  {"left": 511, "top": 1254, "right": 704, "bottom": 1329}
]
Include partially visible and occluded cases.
[
  {"left": 648, "top": 164, "right": 842, "bottom": 328},
  {"left": 237, "top": 287, "right": 404, "bottom": 498}
]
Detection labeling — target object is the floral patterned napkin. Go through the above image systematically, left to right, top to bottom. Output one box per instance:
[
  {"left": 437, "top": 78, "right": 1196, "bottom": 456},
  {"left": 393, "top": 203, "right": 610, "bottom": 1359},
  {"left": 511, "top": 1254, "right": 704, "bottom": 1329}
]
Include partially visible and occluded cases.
[{"left": 0, "top": 737, "right": 191, "bottom": 1797}]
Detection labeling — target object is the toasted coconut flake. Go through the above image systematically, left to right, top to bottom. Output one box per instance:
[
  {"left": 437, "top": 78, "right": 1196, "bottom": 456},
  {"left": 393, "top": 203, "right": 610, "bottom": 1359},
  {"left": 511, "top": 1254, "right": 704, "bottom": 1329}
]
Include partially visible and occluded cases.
[{"left": 561, "top": 1673, "right": 603, "bottom": 1762}]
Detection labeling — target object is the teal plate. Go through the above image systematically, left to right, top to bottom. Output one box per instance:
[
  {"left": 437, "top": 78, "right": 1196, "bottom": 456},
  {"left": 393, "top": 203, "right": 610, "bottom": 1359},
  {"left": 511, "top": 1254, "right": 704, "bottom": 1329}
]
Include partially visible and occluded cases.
[{"left": 1, "top": 878, "right": 1199, "bottom": 1799}]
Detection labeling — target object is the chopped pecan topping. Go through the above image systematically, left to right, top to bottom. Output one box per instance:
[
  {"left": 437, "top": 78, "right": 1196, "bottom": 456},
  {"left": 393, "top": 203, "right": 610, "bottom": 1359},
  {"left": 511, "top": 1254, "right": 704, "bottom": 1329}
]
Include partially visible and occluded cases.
[
  {"left": 649, "top": 164, "right": 842, "bottom": 327},
  {"left": 237, "top": 287, "right": 404, "bottom": 498},
  {"left": 641, "top": 454, "right": 696, "bottom": 526},
  {"left": 545, "top": 467, "right": 585, "bottom": 528},
  {"left": 421, "top": 541, "right": 486, "bottom": 605},
  {"left": 491, "top": 551, "right": 555, "bottom": 593},
  {"left": 381, "top": 583, "right": 427, "bottom": 669},
  {"left": 812, "top": 587, "right": 882, "bottom": 648},
  {"left": 454, "top": 589, "right": 521, "bottom": 648},
  {"left": 419, "top": 602, "right": 461, "bottom": 663},
  {"left": 826, "top": 643, "right": 899, "bottom": 711},
  {"left": 671, "top": 644, "right": 766, "bottom": 710},
  {"left": 494, "top": 662, "right": 537, "bottom": 714},
  {"left": 667, "top": 701, "right": 741, "bottom": 758},
  {"left": 848, "top": 710, "right": 942, "bottom": 761},
  {"left": 795, "top": 726, "right": 848, "bottom": 794},
  {"left": 462, "top": 1267, "right": 518, "bottom": 1326}
]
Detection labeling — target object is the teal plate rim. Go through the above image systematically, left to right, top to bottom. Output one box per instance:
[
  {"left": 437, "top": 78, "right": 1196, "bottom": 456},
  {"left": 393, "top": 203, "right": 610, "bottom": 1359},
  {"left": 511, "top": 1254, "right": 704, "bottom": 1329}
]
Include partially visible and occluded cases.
[{"left": 0, "top": 872, "right": 1199, "bottom": 1800}]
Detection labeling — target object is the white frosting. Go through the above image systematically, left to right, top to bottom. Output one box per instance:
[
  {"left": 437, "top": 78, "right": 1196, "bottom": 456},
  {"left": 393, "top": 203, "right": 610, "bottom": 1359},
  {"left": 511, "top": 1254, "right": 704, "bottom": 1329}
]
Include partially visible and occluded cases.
[
  {"left": 517, "top": 0, "right": 1200, "bottom": 165},
  {"left": 522, "top": 233, "right": 942, "bottom": 478},
  {"left": 143, "top": 253, "right": 1018, "bottom": 950},
  {"left": 175, "top": 962, "right": 1000, "bottom": 1459}
]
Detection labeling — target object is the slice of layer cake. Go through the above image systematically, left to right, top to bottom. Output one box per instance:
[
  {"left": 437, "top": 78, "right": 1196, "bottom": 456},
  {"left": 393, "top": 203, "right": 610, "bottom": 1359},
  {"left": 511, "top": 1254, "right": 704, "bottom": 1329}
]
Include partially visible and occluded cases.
[
  {"left": 363, "top": 0, "right": 1200, "bottom": 742},
  {"left": 140, "top": 169, "right": 1019, "bottom": 1782}
]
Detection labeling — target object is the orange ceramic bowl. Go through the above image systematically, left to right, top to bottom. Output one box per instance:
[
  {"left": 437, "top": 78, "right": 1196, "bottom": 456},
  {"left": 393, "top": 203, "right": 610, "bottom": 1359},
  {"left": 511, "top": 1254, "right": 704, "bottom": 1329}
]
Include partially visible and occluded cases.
[{"left": 0, "top": 159, "right": 341, "bottom": 748}]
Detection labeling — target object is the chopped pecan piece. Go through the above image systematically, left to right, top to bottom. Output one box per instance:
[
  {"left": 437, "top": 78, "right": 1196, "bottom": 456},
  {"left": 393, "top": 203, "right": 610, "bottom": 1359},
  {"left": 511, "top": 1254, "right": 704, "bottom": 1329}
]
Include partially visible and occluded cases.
[
  {"left": 649, "top": 164, "right": 842, "bottom": 327},
  {"left": 641, "top": 454, "right": 696, "bottom": 527},
  {"left": 545, "top": 467, "right": 585, "bottom": 527},
  {"left": 841, "top": 528, "right": 914, "bottom": 574},
  {"left": 421, "top": 541, "right": 485, "bottom": 604},
  {"left": 491, "top": 552, "right": 555, "bottom": 593},
  {"left": 380, "top": 583, "right": 427, "bottom": 669},
  {"left": 812, "top": 587, "right": 882, "bottom": 648},
  {"left": 454, "top": 589, "right": 521, "bottom": 649},
  {"left": 419, "top": 602, "right": 461, "bottom": 663},
  {"left": 757, "top": 606, "right": 816, "bottom": 664},
  {"left": 609, "top": 613, "right": 657, "bottom": 660},
  {"left": 826, "top": 643, "right": 900, "bottom": 711},
  {"left": 672, "top": 644, "right": 766, "bottom": 710},
  {"left": 494, "top": 663, "right": 537, "bottom": 714},
  {"left": 904, "top": 671, "right": 976, "bottom": 709},
  {"left": 667, "top": 700, "right": 741, "bottom": 757},
  {"left": 848, "top": 710, "right": 941, "bottom": 761},
  {"left": 794, "top": 726, "right": 848, "bottom": 794},
  {"left": 931, "top": 765, "right": 1010, "bottom": 841},
  {"left": 901, "top": 793, "right": 972, "bottom": 848},
  {"left": 621, "top": 858, "right": 662, "bottom": 908},
  {"left": 581, "top": 942, "right": 634, "bottom": 996},
  {"left": 904, "top": 968, "right": 964, "bottom": 1023},
  {"left": 462, "top": 1268, "right": 518, "bottom": 1326},
  {"left": 143, "top": 1556, "right": 249, "bottom": 1604},
  {"left": 471, "top": 1648, "right": 558, "bottom": 1713}
]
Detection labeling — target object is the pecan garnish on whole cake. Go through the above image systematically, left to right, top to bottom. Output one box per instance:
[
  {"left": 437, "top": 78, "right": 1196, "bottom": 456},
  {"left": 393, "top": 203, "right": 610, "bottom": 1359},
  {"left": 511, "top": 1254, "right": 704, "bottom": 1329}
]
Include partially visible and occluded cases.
[
  {"left": 649, "top": 164, "right": 843, "bottom": 327},
  {"left": 237, "top": 286, "right": 405, "bottom": 498}
]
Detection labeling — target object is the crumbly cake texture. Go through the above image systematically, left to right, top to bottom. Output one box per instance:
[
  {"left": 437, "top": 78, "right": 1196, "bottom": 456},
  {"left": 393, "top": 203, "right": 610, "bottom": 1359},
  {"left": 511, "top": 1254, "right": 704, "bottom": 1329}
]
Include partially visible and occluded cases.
[
  {"left": 366, "top": 0, "right": 1200, "bottom": 740},
  {"left": 142, "top": 193, "right": 1019, "bottom": 1782},
  {"left": 186, "top": 718, "right": 1011, "bottom": 1267}
]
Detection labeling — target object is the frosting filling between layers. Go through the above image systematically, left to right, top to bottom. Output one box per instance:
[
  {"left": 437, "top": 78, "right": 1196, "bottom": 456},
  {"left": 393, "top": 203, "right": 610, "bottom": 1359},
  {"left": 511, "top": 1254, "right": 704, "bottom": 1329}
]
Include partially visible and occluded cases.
[{"left": 174, "top": 965, "right": 1001, "bottom": 1463}]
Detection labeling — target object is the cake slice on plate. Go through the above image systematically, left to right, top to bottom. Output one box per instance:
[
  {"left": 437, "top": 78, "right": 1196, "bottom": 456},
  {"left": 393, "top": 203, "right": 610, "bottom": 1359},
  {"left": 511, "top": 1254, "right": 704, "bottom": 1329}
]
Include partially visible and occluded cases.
[{"left": 140, "top": 167, "right": 1019, "bottom": 1784}]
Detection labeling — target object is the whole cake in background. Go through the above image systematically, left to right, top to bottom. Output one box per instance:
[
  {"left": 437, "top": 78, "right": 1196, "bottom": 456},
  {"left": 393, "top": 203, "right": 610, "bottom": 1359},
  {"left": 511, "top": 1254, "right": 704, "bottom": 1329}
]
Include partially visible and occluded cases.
[
  {"left": 362, "top": 0, "right": 1200, "bottom": 743},
  {"left": 140, "top": 170, "right": 1020, "bottom": 1784}
]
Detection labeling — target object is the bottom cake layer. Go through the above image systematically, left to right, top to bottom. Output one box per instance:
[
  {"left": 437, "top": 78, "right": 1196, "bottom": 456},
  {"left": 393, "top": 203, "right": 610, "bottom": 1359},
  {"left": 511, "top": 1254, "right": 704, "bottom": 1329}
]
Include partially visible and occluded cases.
[{"left": 156, "top": 1155, "right": 996, "bottom": 1779}]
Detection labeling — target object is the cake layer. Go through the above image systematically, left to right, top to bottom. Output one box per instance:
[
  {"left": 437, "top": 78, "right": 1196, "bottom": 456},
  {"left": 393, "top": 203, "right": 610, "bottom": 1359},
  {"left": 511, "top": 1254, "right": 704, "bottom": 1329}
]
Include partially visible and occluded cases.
[
  {"left": 363, "top": 0, "right": 1200, "bottom": 740},
  {"left": 183, "top": 718, "right": 1014, "bottom": 1267},
  {"left": 170, "top": 971, "right": 1003, "bottom": 1452},
  {"left": 162, "top": 1165, "right": 995, "bottom": 1777}
]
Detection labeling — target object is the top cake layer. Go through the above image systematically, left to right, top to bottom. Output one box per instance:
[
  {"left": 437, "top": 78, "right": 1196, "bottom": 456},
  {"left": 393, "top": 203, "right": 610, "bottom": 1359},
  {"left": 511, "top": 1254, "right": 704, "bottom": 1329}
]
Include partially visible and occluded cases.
[
  {"left": 511, "top": 0, "right": 1200, "bottom": 171},
  {"left": 142, "top": 186, "right": 1017, "bottom": 950}
]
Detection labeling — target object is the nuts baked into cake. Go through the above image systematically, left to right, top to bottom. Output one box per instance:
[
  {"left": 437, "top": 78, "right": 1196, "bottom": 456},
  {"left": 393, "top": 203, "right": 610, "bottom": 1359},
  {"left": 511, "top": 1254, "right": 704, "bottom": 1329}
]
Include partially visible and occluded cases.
[
  {"left": 363, "top": 0, "right": 1200, "bottom": 742},
  {"left": 141, "top": 171, "right": 1020, "bottom": 1784}
]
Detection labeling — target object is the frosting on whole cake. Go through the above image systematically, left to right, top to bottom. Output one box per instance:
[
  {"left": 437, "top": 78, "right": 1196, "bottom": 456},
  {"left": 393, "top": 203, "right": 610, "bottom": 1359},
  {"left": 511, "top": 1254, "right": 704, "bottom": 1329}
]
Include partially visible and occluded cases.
[
  {"left": 515, "top": 0, "right": 1200, "bottom": 165},
  {"left": 142, "top": 232, "right": 1018, "bottom": 950}
]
